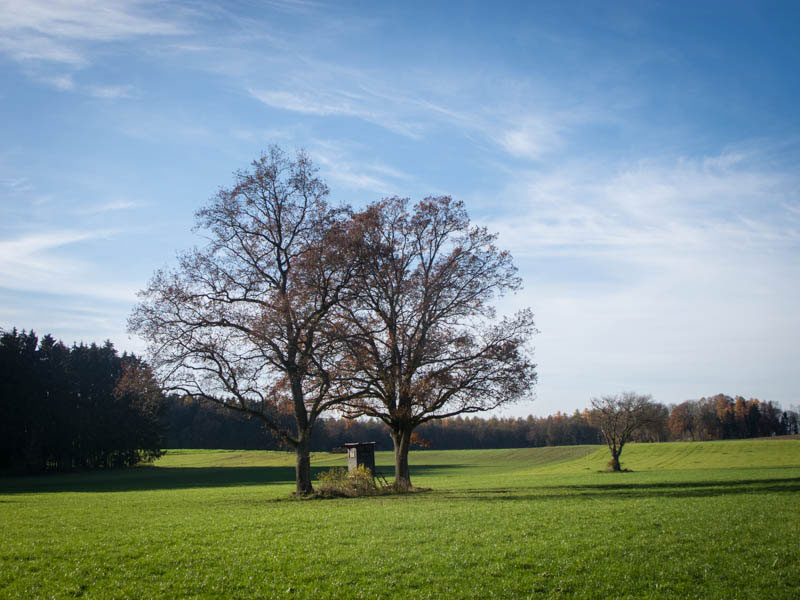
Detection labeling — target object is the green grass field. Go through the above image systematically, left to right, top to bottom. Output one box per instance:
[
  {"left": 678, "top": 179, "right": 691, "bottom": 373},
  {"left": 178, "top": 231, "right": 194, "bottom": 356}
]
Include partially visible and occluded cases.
[{"left": 1, "top": 439, "right": 798, "bottom": 599}]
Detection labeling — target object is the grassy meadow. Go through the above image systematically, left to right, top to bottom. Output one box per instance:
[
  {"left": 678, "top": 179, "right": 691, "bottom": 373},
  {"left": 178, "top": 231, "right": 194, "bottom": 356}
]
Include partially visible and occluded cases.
[{"left": 1, "top": 439, "right": 798, "bottom": 599}]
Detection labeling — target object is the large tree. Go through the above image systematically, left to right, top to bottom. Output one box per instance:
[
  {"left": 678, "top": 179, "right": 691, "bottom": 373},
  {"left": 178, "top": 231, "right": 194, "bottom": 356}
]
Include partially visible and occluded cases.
[
  {"left": 129, "top": 147, "right": 360, "bottom": 494},
  {"left": 339, "top": 196, "right": 537, "bottom": 489},
  {"left": 589, "top": 392, "right": 663, "bottom": 471}
]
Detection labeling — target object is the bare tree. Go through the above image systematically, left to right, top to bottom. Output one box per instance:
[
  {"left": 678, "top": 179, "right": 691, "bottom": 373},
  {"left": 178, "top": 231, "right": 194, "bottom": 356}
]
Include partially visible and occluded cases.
[
  {"left": 128, "top": 147, "right": 361, "bottom": 494},
  {"left": 339, "top": 196, "right": 537, "bottom": 489},
  {"left": 589, "top": 392, "right": 663, "bottom": 471}
]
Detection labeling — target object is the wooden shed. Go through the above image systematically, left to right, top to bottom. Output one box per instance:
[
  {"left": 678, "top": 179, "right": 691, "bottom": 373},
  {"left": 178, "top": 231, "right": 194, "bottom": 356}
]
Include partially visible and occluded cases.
[{"left": 343, "top": 442, "right": 376, "bottom": 475}]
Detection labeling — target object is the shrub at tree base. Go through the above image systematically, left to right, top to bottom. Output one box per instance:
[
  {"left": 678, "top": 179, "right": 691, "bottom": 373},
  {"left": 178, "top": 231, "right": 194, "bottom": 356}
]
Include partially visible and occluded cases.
[{"left": 316, "top": 466, "right": 383, "bottom": 497}]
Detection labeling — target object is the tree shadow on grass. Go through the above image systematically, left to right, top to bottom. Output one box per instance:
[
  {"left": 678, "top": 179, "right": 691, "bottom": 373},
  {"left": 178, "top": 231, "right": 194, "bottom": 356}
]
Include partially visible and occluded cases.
[
  {"left": 0, "top": 464, "right": 462, "bottom": 495},
  {"left": 447, "top": 476, "right": 800, "bottom": 502}
]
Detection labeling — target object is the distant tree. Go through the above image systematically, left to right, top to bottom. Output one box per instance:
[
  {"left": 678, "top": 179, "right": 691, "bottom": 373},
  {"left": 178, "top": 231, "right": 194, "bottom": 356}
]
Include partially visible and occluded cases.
[
  {"left": 129, "top": 147, "right": 362, "bottom": 494},
  {"left": 339, "top": 196, "right": 537, "bottom": 489},
  {"left": 111, "top": 357, "right": 165, "bottom": 465},
  {"left": 589, "top": 392, "right": 663, "bottom": 472},
  {"left": 713, "top": 394, "right": 736, "bottom": 438},
  {"left": 733, "top": 396, "right": 750, "bottom": 438},
  {"left": 694, "top": 398, "right": 720, "bottom": 440},
  {"left": 756, "top": 400, "right": 781, "bottom": 437},
  {"left": 669, "top": 401, "right": 695, "bottom": 440},
  {"left": 631, "top": 402, "right": 669, "bottom": 442},
  {"left": 790, "top": 409, "right": 800, "bottom": 435}
]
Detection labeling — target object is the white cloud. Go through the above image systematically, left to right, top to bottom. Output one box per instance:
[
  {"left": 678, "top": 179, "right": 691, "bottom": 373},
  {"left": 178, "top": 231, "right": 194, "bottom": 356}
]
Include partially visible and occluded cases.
[
  {"left": 0, "top": 0, "right": 187, "bottom": 64},
  {"left": 262, "top": 0, "right": 324, "bottom": 13},
  {"left": 0, "top": 33, "right": 85, "bottom": 64},
  {"left": 247, "top": 60, "right": 574, "bottom": 160},
  {"left": 28, "top": 72, "right": 135, "bottom": 98},
  {"left": 43, "top": 74, "right": 76, "bottom": 90},
  {"left": 88, "top": 84, "right": 136, "bottom": 99},
  {"left": 248, "top": 87, "right": 425, "bottom": 139},
  {"left": 248, "top": 89, "right": 343, "bottom": 117},
  {"left": 115, "top": 115, "right": 212, "bottom": 142},
  {"left": 496, "top": 117, "right": 564, "bottom": 159},
  {"left": 231, "top": 127, "right": 296, "bottom": 142},
  {"left": 311, "top": 141, "right": 412, "bottom": 194},
  {"left": 484, "top": 151, "right": 798, "bottom": 259},
  {"left": 1, "top": 176, "right": 34, "bottom": 193},
  {"left": 77, "top": 200, "right": 141, "bottom": 214},
  {"left": 0, "top": 229, "right": 137, "bottom": 302},
  {"left": 0, "top": 231, "right": 95, "bottom": 291}
]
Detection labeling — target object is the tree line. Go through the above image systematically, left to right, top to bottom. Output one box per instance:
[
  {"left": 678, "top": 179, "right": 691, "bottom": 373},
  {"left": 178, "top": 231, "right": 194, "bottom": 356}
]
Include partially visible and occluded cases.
[
  {"left": 2, "top": 325, "right": 796, "bottom": 477},
  {"left": 0, "top": 329, "right": 163, "bottom": 473},
  {"left": 160, "top": 393, "right": 798, "bottom": 453},
  {"left": 669, "top": 394, "right": 797, "bottom": 440}
]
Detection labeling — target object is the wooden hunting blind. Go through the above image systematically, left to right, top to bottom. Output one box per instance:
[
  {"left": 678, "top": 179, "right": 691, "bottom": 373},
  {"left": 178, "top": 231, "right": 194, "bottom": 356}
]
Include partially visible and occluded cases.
[{"left": 344, "top": 442, "right": 376, "bottom": 475}]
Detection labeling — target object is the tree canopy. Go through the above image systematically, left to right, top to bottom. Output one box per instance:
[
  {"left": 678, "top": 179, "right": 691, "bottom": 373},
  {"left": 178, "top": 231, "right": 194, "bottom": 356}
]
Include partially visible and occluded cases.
[
  {"left": 129, "top": 147, "right": 363, "bottom": 494},
  {"left": 130, "top": 151, "right": 537, "bottom": 492},
  {"left": 339, "top": 196, "right": 537, "bottom": 488},
  {"left": 589, "top": 392, "right": 664, "bottom": 471}
]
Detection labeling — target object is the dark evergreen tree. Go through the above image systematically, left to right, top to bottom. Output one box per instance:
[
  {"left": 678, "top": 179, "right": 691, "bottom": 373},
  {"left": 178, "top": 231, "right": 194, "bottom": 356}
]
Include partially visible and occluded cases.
[{"left": 0, "top": 329, "right": 164, "bottom": 473}]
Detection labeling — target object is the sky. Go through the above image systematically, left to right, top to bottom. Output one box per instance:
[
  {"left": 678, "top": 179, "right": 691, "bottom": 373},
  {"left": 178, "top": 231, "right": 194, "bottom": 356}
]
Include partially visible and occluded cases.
[{"left": 1, "top": 0, "right": 799, "bottom": 417}]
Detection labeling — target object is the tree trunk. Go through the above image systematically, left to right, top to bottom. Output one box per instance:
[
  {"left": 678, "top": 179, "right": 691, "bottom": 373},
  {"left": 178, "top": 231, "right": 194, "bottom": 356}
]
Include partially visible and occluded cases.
[
  {"left": 290, "top": 375, "right": 314, "bottom": 495},
  {"left": 391, "top": 427, "right": 412, "bottom": 490},
  {"left": 295, "top": 434, "right": 313, "bottom": 495},
  {"left": 608, "top": 453, "right": 621, "bottom": 472}
]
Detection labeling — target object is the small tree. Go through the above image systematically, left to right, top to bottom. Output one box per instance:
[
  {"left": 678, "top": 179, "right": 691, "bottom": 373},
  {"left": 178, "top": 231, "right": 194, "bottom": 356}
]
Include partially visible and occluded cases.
[
  {"left": 129, "top": 147, "right": 361, "bottom": 494},
  {"left": 339, "top": 196, "right": 537, "bottom": 490},
  {"left": 589, "top": 392, "right": 662, "bottom": 472}
]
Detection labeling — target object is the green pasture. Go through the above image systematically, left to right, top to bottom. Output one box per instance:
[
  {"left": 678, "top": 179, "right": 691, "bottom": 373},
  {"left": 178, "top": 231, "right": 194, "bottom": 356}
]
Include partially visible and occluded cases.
[{"left": 1, "top": 440, "right": 798, "bottom": 599}]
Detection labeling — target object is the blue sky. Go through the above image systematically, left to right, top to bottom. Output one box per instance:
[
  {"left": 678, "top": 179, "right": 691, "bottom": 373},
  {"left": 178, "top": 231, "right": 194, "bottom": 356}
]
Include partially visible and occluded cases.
[{"left": 1, "top": 0, "right": 799, "bottom": 416}]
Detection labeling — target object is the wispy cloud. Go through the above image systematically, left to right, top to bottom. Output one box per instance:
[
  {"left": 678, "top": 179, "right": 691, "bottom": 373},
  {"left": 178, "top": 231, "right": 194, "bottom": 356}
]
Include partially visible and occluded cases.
[
  {"left": 0, "top": 0, "right": 187, "bottom": 64},
  {"left": 262, "top": 0, "right": 325, "bottom": 15},
  {"left": 0, "top": 32, "right": 84, "bottom": 64},
  {"left": 246, "top": 55, "right": 578, "bottom": 160},
  {"left": 43, "top": 73, "right": 76, "bottom": 91},
  {"left": 35, "top": 74, "right": 136, "bottom": 99},
  {"left": 88, "top": 84, "right": 136, "bottom": 99},
  {"left": 248, "top": 87, "right": 425, "bottom": 139},
  {"left": 248, "top": 89, "right": 347, "bottom": 117},
  {"left": 115, "top": 113, "right": 212, "bottom": 142},
  {"left": 495, "top": 117, "right": 564, "bottom": 160},
  {"left": 231, "top": 127, "right": 296, "bottom": 143},
  {"left": 311, "top": 141, "right": 412, "bottom": 194},
  {"left": 483, "top": 150, "right": 799, "bottom": 261},
  {"left": 1, "top": 176, "right": 34, "bottom": 193},
  {"left": 77, "top": 200, "right": 142, "bottom": 215},
  {"left": 0, "top": 229, "right": 137, "bottom": 302},
  {"left": 1, "top": 230, "right": 95, "bottom": 260},
  {"left": 0, "top": 231, "right": 94, "bottom": 289}
]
